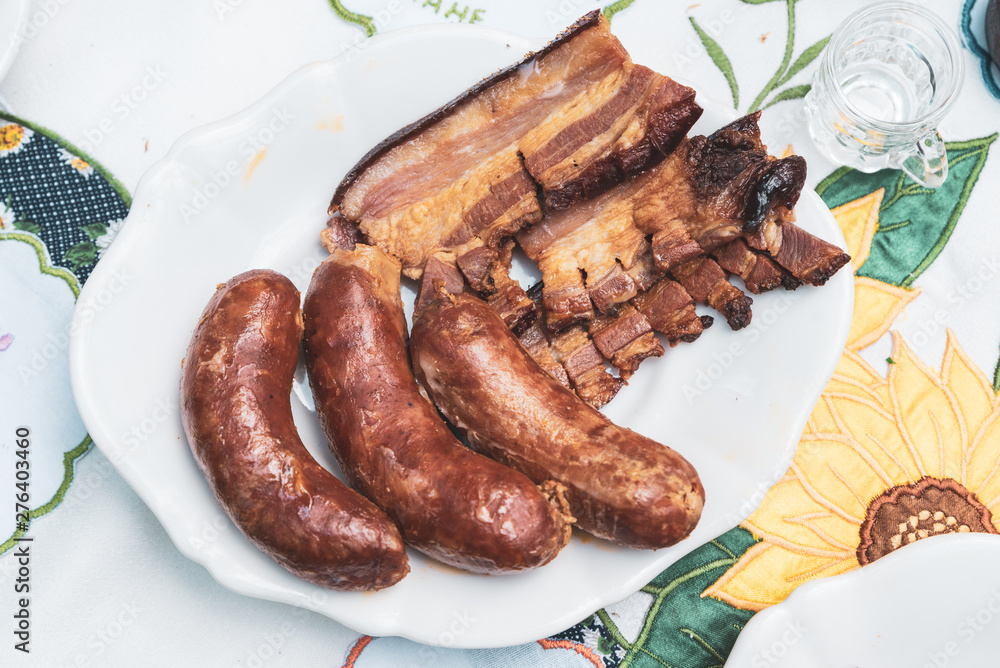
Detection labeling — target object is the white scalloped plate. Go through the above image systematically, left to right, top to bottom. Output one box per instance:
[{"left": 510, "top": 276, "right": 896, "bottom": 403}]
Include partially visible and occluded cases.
[
  {"left": 0, "top": 0, "right": 31, "bottom": 83},
  {"left": 68, "top": 24, "right": 852, "bottom": 648},
  {"left": 728, "top": 533, "right": 1000, "bottom": 666}
]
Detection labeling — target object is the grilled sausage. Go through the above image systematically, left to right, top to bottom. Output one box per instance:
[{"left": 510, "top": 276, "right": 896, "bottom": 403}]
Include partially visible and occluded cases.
[
  {"left": 303, "top": 245, "right": 573, "bottom": 574},
  {"left": 180, "top": 269, "right": 409, "bottom": 590},
  {"left": 410, "top": 291, "right": 705, "bottom": 549}
]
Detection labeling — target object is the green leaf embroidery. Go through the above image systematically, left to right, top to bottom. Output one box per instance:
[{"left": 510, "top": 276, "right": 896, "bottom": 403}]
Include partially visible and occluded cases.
[
  {"left": 327, "top": 0, "right": 375, "bottom": 37},
  {"left": 603, "top": 0, "right": 638, "bottom": 22},
  {"left": 748, "top": 0, "right": 797, "bottom": 112},
  {"left": 690, "top": 17, "right": 740, "bottom": 108},
  {"left": 775, "top": 34, "right": 830, "bottom": 87},
  {"left": 763, "top": 84, "right": 811, "bottom": 108},
  {"left": 815, "top": 134, "right": 997, "bottom": 287},
  {"left": 13, "top": 218, "right": 41, "bottom": 235},
  {"left": 80, "top": 221, "right": 109, "bottom": 242},
  {"left": 63, "top": 241, "right": 97, "bottom": 268},
  {"left": 993, "top": 345, "right": 1000, "bottom": 393},
  {"left": 595, "top": 528, "right": 758, "bottom": 668}
]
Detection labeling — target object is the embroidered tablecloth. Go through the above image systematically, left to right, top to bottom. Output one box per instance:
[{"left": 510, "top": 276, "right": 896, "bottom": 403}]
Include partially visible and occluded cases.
[{"left": 2, "top": 1, "right": 1000, "bottom": 666}]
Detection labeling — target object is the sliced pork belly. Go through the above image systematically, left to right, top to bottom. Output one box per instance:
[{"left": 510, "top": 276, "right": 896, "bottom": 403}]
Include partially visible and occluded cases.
[
  {"left": 332, "top": 11, "right": 700, "bottom": 279},
  {"left": 521, "top": 65, "right": 701, "bottom": 211},
  {"left": 517, "top": 190, "right": 652, "bottom": 331},
  {"left": 744, "top": 219, "right": 851, "bottom": 287},
  {"left": 712, "top": 238, "right": 800, "bottom": 294},
  {"left": 670, "top": 256, "right": 752, "bottom": 330},
  {"left": 631, "top": 277, "right": 710, "bottom": 346},
  {"left": 588, "top": 305, "right": 663, "bottom": 380}
]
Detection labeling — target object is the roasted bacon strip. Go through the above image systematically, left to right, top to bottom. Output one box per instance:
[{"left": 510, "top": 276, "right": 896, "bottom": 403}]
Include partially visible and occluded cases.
[
  {"left": 332, "top": 11, "right": 700, "bottom": 279},
  {"left": 521, "top": 64, "right": 702, "bottom": 211},
  {"left": 516, "top": 113, "right": 810, "bottom": 331},
  {"left": 517, "top": 191, "right": 650, "bottom": 331},
  {"left": 321, "top": 213, "right": 364, "bottom": 253},
  {"left": 744, "top": 219, "right": 851, "bottom": 286},
  {"left": 712, "top": 238, "right": 801, "bottom": 294},
  {"left": 457, "top": 242, "right": 538, "bottom": 336},
  {"left": 415, "top": 255, "right": 468, "bottom": 315},
  {"left": 671, "top": 256, "right": 752, "bottom": 330},
  {"left": 631, "top": 277, "right": 710, "bottom": 346},
  {"left": 522, "top": 284, "right": 624, "bottom": 407},
  {"left": 588, "top": 304, "right": 663, "bottom": 380},
  {"left": 519, "top": 317, "right": 572, "bottom": 389},
  {"left": 549, "top": 324, "right": 624, "bottom": 408}
]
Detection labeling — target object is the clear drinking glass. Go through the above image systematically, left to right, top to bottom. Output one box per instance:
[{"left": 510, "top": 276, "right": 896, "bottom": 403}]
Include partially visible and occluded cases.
[{"left": 804, "top": 2, "right": 964, "bottom": 187}]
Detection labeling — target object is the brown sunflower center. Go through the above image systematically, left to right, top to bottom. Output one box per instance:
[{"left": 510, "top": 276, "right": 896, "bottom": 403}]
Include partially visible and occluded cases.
[{"left": 857, "top": 477, "right": 997, "bottom": 565}]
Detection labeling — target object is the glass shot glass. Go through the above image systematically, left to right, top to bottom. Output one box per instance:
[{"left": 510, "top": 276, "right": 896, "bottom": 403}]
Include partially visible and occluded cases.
[{"left": 804, "top": 2, "right": 964, "bottom": 187}]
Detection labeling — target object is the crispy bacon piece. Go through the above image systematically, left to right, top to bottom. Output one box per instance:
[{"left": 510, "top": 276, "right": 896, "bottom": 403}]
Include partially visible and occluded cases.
[
  {"left": 331, "top": 11, "right": 701, "bottom": 279},
  {"left": 522, "top": 65, "right": 702, "bottom": 211},
  {"left": 516, "top": 113, "right": 815, "bottom": 333},
  {"left": 517, "top": 192, "right": 651, "bottom": 331},
  {"left": 321, "top": 213, "right": 364, "bottom": 253},
  {"left": 745, "top": 219, "right": 851, "bottom": 286},
  {"left": 712, "top": 238, "right": 801, "bottom": 294},
  {"left": 457, "top": 242, "right": 538, "bottom": 336},
  {"left": 415, "top": 255, "right": 468, "bottom": 315},
  {"left": 671, "top": 256, "right": 752, "bottom": 330},
  {"left": 631, "top": 277, "right": 710, "bottom": 345},
  {"left": 588, "top": 305, "right": 663, "bottom": 380},
  {"left": 519, "top": 317, "right": 572, "bottom": 389},
  {"left": 550, "top": 324, "right": 624, "bottom": 408}
]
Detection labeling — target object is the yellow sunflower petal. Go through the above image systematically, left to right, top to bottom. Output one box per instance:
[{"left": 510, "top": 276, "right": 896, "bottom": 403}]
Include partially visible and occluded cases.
[
  {"left": 830, "top": 188, "right": 883, "bottom": 270},
  {"left": 847, "top": 277, "right": 920, "bottom": 352},
  {"left": 942, "top": 328, "right": 999, "bottom": 438},
  {"left": 888, "top": 332, "right": 965, "bottom": 481},
  {"left": 824, "top": 351, "right": 891, "bottom": 411},
  {"left": 823, "top": 387, "right": 919, "bottom": 484},
  {"left": 965, "top": 406, "right": 1000, "bottom": 513},
  {"left": 742, "top": 469, "right": 862, "bottom": 550},
  {"left": 703, "top": 540, "right": 858, "bottom": 611}
]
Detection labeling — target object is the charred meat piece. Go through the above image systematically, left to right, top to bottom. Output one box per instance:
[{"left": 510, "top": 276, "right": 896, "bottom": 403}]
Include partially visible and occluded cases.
[
  {"left": 332, "top": 11, "right": 700, "bottom": 279},
  {"left": 522, "top": 64, "right": 702, "bottom": 212},
  {"left": 517, "top": 192, "right": 651, "bottom": 331},
  {"left": 745, "top": 219, "right": 851, "bottom": 287},
  {"left": 712, "top": 238, "right": 801, "bottom": 294},
  {"left": 457, "top": 242, "right": 538, "bottom": 336},
  {"left": 415, "top": 255, "right": 468, "bottom": 315},
  {"left": 671, "top": 256, "right": 752, "bottom": 330},
  {"left": 631, "top": 277, "right": 709, "bottom": 346},
  {"left": 588, "top": 304, "right": 663, "bottom": 380},
  {"left": 549, "top": 323, "right": 624, "bottom": 408}
]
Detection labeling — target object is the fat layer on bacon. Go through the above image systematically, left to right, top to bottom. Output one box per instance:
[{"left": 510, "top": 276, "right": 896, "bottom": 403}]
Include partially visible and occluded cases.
[{"left": 332, "top": 11, "right": 702, "bottom": 279}]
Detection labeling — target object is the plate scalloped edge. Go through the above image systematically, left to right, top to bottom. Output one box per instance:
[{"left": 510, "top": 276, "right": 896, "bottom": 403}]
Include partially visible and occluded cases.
[
  {"left": 68, "top": 22, "right": 854, "bottom": 648},
  {"left": 727, "top": 533, "right": 1000, "bottom": 667}
]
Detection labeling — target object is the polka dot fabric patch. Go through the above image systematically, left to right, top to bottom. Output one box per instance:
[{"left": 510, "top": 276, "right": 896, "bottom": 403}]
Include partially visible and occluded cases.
[{"left": 0, "top": 112, "right": 130, "bottom": 285}]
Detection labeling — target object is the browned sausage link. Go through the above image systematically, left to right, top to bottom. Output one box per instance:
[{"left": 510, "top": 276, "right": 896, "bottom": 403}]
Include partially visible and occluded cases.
[
  {"left": 303, "top": 245, "right": 572, "bottom": 574},
  {"left": 180, "top": 269, "right": 409, "bottom": 590},
  {"left": 410, "top": 292, "right": 705, "bottom": 550}
]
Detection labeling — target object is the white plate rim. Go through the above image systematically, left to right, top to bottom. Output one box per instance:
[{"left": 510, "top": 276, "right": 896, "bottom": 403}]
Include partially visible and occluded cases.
[
  {"left": 0, "top": 0, "right": 31, "bottom": 84},
  {"left": 68, "top": 22, "right": 854, "bottom": 648},
  {"left": 726, "top": 532, "right": 1000, "bottom": 665}
]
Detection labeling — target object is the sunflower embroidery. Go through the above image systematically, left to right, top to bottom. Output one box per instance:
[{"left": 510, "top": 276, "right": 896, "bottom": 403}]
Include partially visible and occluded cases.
[
  {"left": 0, "top": 123, "right": 34, "bottom": 158},
  {"left": 58, "top": 148, "right": 95, "bottom": 178},
  {"left": 704, "top": 189, "right": 1000, "bottom": 611}
]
